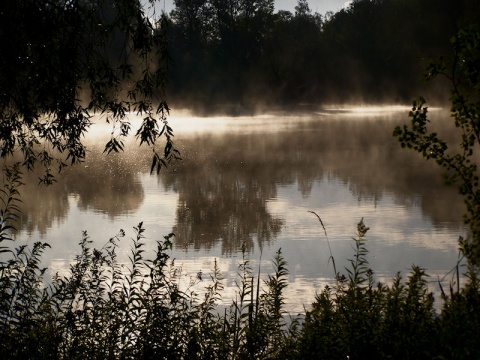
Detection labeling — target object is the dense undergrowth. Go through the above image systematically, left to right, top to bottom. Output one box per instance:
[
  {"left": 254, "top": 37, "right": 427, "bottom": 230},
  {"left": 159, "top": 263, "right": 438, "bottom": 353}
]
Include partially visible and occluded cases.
[{"left": 1, "top": 165, "right": 480, "bottom": 359}]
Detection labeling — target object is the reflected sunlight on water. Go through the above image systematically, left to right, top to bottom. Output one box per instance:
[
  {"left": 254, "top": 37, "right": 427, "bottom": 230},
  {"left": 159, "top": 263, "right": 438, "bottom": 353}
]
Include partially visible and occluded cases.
[{"left": 15, "top": 108, "right": 466, "bottom": 313}]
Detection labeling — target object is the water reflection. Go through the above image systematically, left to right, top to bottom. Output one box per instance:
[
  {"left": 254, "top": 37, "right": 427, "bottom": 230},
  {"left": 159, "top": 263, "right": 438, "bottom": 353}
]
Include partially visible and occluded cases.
[
  {"left": 12, "top": 109, "right": 467, "bottom": 311},
  {"left": 17, "top": 110, "right": 464, "bottom": 245},
  {"left": 163, "top": 113, "right": 464, "bottom": 252},
  {"left": 166, "top": 137, "right": 284, "bottom": 253},
  {"left": 18, "top": 147, "right": 145, "bottom": 236},
  {"left": 19, "top": 179, "right": 70, "bottom": 236}
]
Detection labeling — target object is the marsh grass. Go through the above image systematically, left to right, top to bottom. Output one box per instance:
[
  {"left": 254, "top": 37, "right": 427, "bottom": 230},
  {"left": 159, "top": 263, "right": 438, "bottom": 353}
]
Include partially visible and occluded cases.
[
  {"left": 1, "top": 164, "right": 480, "bottom": 359},
  {"left": 295, "top": 219, "right": 480, "bottom": 360}
]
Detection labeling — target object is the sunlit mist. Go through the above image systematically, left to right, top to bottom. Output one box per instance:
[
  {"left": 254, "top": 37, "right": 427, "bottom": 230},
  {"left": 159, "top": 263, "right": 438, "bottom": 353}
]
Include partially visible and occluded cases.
[{"left": 15, "top": 109, "right": 466, "bottom": 313}]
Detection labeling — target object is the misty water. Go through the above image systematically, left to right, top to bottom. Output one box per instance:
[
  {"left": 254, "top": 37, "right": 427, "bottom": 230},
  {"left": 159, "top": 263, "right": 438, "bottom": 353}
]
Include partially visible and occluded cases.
[{"left": 15, "top": 107, "right": 466, "bottom": 312}]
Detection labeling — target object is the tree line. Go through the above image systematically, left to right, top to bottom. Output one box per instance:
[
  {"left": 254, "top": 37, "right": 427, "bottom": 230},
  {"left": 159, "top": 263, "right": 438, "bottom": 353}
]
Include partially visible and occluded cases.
[{"left": 165, "top": 0, "right": 480, "bottom": 113}]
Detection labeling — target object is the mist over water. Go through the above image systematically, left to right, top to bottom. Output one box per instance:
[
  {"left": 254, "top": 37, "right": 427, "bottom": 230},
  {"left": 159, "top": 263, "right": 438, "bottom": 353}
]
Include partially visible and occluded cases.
[{"left": 15, "top": 107, "right": 466, "bottom": 312}]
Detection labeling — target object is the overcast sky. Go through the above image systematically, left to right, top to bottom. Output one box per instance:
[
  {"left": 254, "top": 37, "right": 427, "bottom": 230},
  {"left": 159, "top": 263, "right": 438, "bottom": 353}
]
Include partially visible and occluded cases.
[
  {"left": 154, "top": 0, "right": 352, "bottom": 16},
  {"left": 276, "top": 0, "right": 352, "bottom": 14}
]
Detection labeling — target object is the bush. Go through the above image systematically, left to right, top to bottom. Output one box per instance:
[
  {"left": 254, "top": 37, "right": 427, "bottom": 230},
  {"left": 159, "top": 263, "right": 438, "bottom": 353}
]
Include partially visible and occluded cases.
[{"left": 2, "top": 184, "right": 480, "bottom": 359}]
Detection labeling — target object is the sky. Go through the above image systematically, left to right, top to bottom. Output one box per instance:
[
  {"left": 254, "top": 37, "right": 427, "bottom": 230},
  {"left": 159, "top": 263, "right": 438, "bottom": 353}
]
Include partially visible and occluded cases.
[
  {"left": 154, "top": 0, "right": 352, "bottom": 16},
  {"left": 275, "top": 0, "right": 352, "bottom": 14}
]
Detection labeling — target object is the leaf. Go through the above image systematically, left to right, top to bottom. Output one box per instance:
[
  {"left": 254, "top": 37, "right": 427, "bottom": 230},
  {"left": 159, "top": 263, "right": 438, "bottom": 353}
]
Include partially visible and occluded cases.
[{"left": 150, "top": 154, "right": 158, "bottom": 175}]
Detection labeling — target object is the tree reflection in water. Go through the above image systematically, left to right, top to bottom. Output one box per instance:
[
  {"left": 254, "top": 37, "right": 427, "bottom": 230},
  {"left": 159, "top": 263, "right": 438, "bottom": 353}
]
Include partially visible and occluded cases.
[{"left": 14, "top": 111, "right": 465, "bottom": 256}]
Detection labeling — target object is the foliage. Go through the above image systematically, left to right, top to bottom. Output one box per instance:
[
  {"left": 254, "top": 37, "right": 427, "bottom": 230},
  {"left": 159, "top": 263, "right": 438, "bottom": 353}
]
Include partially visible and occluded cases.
[
  {"left": 0, "top": 0, "right": 180, "bottom": 180},
  {"left": 166, "top": 0, "right": 480, "bottom": 111},
  {"left": 2, "top": 1, "right": 480, "bottom": 358},
  {"left": 394, "top": 26, "right": 480, "bottom": 265},
  {"left": 0, "top": 164, "right": 23, "bottom": 246},
  {"left": 0, "top": 165, "right": 479, "bottom": 359},
  {"left": 0, "top": 167, "right": 294, "bottom": 358},
  {"left": 2, "top": 181, "right": 480, "bottom": 359},
  {"left": 292, "top": 219, "right": 480, "bottom": 360}
]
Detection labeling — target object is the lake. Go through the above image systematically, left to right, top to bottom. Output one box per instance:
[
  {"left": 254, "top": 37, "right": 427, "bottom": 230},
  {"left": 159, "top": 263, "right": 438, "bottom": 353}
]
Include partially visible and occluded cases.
[{"left": 14, "top": 106, "right": 467, "bottom": 313}]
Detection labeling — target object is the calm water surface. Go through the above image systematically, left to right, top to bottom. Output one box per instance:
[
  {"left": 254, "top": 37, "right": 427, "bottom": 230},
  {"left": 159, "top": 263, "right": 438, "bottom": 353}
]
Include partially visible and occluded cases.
[{"left": 16, "top": 107, "right": 466, "bottom": 312}]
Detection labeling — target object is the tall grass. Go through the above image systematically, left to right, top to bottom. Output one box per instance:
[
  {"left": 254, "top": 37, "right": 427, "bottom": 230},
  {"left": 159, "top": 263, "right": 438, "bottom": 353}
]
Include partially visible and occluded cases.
[
  {"left": 1, "top": 164, "right": 480, "bottom": 359},
  {"left": 294, "top": 219, "right": 480, "bottom": 360}
]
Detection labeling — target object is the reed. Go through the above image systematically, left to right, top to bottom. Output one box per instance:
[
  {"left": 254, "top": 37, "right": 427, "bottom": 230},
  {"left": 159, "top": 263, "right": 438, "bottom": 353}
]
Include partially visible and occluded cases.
[{"left": 1, "top": 166, "right": 480, "bottom": 359}]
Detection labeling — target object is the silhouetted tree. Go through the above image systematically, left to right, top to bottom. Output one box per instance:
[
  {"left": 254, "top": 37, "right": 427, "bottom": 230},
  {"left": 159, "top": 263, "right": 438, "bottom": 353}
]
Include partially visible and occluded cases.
[
  {"left": 0, "top": 0, "right": 177, "bottom": 180},
  {"left": 165, "top": 0, "right": 479, "bottom": 110},
  {"left": 294, "top": 0, "right": 311, "bottom": 18},
  {"left": 395, "top": 26, "right": 480, "bottom": 265}
]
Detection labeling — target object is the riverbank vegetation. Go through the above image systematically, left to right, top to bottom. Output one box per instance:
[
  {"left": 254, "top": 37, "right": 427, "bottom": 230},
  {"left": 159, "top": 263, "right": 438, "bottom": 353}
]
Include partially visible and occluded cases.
[
  {"left": 2, "top": 0, "right": 480, "bottom": 358},
  {"left": 166, "top": 0, "right": 480, "bottom": 112},
  {"left": 1, "top": 178, "right": 480, "bottom": 359}
]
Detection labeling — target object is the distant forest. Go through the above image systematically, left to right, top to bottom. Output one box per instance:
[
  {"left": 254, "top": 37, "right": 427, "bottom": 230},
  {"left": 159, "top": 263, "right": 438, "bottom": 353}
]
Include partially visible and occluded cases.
[{"left": 164, "top": 0, "right": 480, "bottom": 113}]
